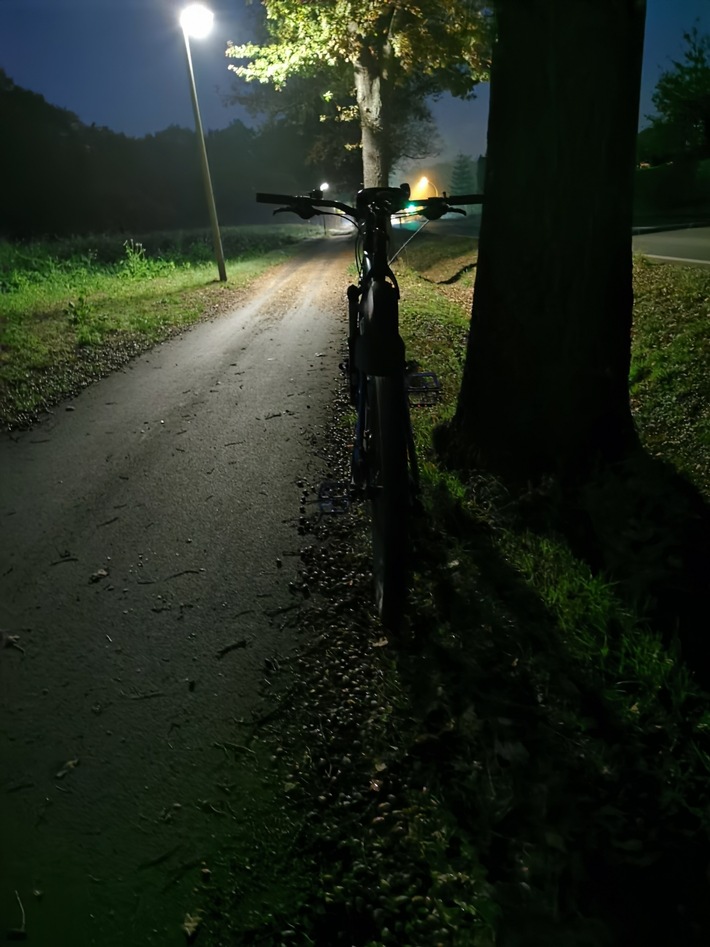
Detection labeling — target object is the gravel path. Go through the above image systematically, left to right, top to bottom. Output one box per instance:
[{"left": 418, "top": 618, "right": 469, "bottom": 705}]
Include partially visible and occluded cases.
[{"left": 0, "top": 238, "right": 351, "bottom": 945}]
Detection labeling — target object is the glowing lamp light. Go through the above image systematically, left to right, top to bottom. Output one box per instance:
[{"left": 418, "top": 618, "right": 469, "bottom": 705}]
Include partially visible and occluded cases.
[
  {"left": 180, "top": 3, "right": 214, "bottom": 39},
  {"left": 419, "top": 175, "right": 438, "bottom": 196}
]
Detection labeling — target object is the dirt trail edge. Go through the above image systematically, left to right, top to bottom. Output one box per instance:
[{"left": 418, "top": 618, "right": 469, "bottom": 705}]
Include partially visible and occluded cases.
[{"left": 0, "top": 238, "right": 350, "bottom": 945}]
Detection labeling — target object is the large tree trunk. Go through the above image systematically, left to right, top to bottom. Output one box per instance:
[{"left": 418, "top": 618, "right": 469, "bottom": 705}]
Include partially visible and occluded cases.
[
  {"left": 446, "top": 0, "right": 646, "bottom": 481},
  {"left": 354, "top": 43, "right": 392, "bottom": 188}
]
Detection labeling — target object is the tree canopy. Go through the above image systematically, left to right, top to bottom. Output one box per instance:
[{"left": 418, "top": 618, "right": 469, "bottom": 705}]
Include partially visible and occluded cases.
[
  {"left": 226, "top": 0, "right": 492, "bottom": 187},
  {"left": 648, "top": 26, "right": 710, "bottom": 159},
  {"left": 227, "top": 66, "right": 441, "bottom": 194},
  {"left": 0, "top": 69, "right": 315, "bottom": 238},
  {"left": 449, "top": 153, "right": 478, "bottom": 194}
]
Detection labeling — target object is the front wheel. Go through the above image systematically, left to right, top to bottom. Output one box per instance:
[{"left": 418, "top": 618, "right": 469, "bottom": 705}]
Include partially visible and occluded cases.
[{"left": 368, "top": 375, "right": 411, "bottom": 631}]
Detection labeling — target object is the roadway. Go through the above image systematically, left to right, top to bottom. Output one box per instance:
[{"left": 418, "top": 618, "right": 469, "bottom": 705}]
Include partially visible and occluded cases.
[
  {"left": 396, "top": 215, "right": 710, "bottom": 266},
  {"left": 632, "top": 226, "right": 710, "bottom": 266}
]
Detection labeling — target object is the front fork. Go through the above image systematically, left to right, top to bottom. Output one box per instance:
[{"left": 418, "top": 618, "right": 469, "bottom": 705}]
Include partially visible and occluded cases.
[{"left": 347, "top": 283, "right": 419, "bottom": 495}]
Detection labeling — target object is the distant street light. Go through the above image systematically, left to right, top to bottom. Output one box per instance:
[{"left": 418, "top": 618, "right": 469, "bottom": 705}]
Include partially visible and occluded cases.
[
  {"left": 180, "top": 3, "right": 227, "bottom": 282},
  {"left": 419, "top": 175, "right": 438, "bottom": 197},
  {"left": 320, "top": 182, "right": 329, "bottom": 235}
]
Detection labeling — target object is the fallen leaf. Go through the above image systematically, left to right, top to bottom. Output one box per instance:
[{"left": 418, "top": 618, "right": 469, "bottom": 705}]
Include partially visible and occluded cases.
[
  {"left": 56, "top": 759, "right": 79, "bottom": 779},
  {"left": 182, "top": 912, "right": 202, "bottom": 942}
]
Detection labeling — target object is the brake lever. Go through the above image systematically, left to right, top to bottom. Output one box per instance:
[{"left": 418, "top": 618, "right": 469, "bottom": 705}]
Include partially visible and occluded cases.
[
  {"left": 420, "top": 202, "right": 467, "bottom": 221},
  {"left": 273, "top": 205, "right": 317, "bottom": 220}
]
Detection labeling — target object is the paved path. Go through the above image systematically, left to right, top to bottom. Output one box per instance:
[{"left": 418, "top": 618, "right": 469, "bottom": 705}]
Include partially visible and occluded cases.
[{"left": 0, "top": 239, "right": 349, "bottom": 945}]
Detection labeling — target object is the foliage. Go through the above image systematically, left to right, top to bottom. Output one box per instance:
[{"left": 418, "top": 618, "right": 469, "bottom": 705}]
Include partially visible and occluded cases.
[
  {"left": 228, "top": 0, "right": 491, "bottom": 91},
  {"left": 226, "top": 1, "right": 492, "bottom": 184},
  {"left": 649, "top": 27, "right": 710, "bottom": 159},
  {"left": 229, "top": 68, "right": 441, "bottom": 193},
  {"left": 0, "top": 69, "right": 317, "bottom": 239},
  {"left": 448, "top": 153, "right": 478, "bottom": 194},
  {"left": 633, "top": 156, "right": 710, "bottom": 221},
  {"left": 0, "top": 226, "right": 309, "bottom": 425}
]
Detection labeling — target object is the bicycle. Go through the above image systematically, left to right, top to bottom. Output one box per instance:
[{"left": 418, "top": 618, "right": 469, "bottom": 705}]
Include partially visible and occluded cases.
[{"left": 256, "top": 184, "right": 483, "bottom": 630}]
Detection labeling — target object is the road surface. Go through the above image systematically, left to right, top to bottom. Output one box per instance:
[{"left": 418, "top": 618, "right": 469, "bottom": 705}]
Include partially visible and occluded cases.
[
  {"left": 395, "top": 217, "right": 710, "bottom": 264},
  {"left": 633, "top": 226, "right": 710, "bottom": 265},
  {"left": 0, "top": 239, "right": 350, "bottom": 945}
]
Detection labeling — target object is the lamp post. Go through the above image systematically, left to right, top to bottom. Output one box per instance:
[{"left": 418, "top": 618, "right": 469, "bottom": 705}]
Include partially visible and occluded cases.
[{"left": 180, "top": 3, "right": 227, "bottom": 282}]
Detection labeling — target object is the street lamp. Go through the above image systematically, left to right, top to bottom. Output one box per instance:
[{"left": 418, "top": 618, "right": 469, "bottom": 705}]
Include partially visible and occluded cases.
[
  {"left": 180, "top": 3, "right": 227, "bottom": 282},
  {"left": 419, "top": 175, "right": 438, "bottom": 197},
  {"left": 320, "top": 182, "right": 329, "bottom": 235}
]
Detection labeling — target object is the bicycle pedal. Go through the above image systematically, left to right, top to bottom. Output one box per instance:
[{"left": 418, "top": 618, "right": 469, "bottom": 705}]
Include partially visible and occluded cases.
[
  {"left": 406, "top": 371, "right": 442, "bottom": 405},
  {"left": 317, "top": 480, "right": 351, "bottom": 514}
]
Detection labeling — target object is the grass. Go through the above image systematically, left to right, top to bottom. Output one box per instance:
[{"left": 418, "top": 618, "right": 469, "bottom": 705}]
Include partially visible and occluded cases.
[
  {"left": 0, "top": 225, "right": 312, "bottom": 424},
  {"left": 385, "top": 245, "right": 710, "bottom": 944},
  {"left": 630, "top": 256, "right": 710, "bottom": 487}
]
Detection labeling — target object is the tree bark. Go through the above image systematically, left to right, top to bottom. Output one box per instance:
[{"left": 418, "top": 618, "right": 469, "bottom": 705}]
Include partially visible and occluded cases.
[
  {"left": 446, "top": 0, "right": 646, "bottom": 482},
  {"left": 354, "top": 42, "right": 392, "bottom": 187}
]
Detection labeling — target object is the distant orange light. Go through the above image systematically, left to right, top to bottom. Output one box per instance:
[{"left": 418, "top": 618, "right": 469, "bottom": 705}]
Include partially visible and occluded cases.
[{"left": 411, "top": 175, "right": 438, "bottom": 198}]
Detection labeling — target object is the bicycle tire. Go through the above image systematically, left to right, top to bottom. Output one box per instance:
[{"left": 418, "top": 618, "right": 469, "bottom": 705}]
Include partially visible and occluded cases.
[{"left": 368, "top": 374, "right": 411, "bottom": 630}]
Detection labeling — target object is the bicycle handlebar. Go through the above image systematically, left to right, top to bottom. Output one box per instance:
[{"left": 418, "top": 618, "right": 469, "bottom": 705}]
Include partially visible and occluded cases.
[
  {"left": 256, "top": 188, "right": 484, "bottom": 221},
  {"left": 256, "top": 191, "right": 355, "bottom": 217},
  {"left": 443, "top": 194, "right": 484, "bottom": 205}
]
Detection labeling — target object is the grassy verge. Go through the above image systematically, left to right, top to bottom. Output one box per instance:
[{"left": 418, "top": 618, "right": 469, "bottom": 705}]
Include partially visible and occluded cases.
[
  {"left": 0, "top": 225, "right": 311, "bottom": 426},
  {"left": 388, "top": 245, "right": 710, "bottom": 944},
  {"left": 630, "top": 256, "right": 710, "bottom": 487}
]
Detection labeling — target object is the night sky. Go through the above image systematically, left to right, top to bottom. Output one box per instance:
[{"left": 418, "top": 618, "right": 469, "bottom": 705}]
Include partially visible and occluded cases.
[{"left": 1, "top": 0, "right": 709, "bottom": 164}]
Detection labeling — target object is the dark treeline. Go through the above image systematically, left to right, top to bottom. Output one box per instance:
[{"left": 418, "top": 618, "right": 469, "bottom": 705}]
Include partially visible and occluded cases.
[{"left": 0, "top": 69, "right": 337, "bottom": 240}]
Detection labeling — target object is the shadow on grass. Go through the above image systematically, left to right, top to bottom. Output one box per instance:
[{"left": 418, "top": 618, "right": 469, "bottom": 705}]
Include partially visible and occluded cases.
[
  {"left": 520, "top": 447, "right": 710, "bottom": 692},
  {"left": 400, "top": 457, "right": 710, "bottom": 946}
]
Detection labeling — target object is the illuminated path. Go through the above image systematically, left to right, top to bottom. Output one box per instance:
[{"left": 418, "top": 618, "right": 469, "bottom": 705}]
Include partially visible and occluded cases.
[{"left": 0, "top": 239, "right": 349, "bottom": 946}]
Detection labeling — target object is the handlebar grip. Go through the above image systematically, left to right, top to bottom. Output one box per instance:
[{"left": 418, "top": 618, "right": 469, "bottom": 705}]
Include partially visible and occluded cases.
[
  {"left": 256, "top": 192, "right": 302, "bottom": 204},
  {"left": 446, "top": 194, "right": 484, "bottom": 205}
]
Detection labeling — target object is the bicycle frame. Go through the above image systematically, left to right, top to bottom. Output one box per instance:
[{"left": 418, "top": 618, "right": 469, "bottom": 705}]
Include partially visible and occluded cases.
[
  {"left": 255, "top": 184, "right": 483, "bottom": 628},
  {"left": 347, "top": 188, "right": 413, "bottom": 493}
]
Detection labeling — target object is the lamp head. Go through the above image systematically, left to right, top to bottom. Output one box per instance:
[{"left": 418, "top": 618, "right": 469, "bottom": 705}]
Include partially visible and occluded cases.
[{"left": 180, "top": 4, "right": 214, "bottom": 39}]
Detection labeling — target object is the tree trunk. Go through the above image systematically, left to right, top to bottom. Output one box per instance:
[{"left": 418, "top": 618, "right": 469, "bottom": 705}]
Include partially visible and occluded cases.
[
  {"left": 446, "top": 0, "right": 646, "bottom": 482},
  {"left": 354, "top": 43, "right": 392, "bottom": 188}
]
